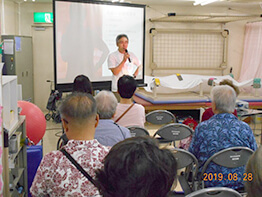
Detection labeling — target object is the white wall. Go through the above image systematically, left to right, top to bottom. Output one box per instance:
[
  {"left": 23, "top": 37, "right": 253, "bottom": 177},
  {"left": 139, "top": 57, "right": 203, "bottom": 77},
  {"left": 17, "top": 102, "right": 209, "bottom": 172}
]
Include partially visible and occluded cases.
[
  {"left": 0, "top": 0, "right": 17, "bottom": 35},
  {"left": 1, "top": 1, "right": 261, "bottom": 110},
  {"left": 1, "top": 1, "right": 53, "bottom": 110},
  {"left": 22, "top": 3, "right": 53, "bottom": 111},
  {"left": 145, "top": 5, "right": 260, "bottom": 79}
]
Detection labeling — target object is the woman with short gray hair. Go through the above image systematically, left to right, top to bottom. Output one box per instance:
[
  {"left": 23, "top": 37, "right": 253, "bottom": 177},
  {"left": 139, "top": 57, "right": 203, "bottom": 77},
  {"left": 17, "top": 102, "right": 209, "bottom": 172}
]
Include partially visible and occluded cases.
[
  {"left": 189, "top": 85, "right": 257, "bottom": 190},
  {"left": 211, "top": 85, "right": 236, "bottom": 114},
  {"left": 94, "top": 90, "right": 131, "bottom": 147},
  {"left": 95, "top": 90, "right": 118, "bottom": 119}
]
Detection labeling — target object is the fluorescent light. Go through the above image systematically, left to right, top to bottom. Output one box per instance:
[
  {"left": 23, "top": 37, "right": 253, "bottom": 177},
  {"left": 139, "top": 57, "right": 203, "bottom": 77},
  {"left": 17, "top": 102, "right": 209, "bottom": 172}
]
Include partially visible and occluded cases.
[
  {"left": 111, "top": 0, "right": 126, "bottom": 2},
  {"left": 194, "top": 0, "right": 219, "bottom": 6},
  {"left": 194, "top": 0, "right": 206, "bottom": 6},
  {"left": 201, "top": 0, "right": 219, "bottom": 6}
]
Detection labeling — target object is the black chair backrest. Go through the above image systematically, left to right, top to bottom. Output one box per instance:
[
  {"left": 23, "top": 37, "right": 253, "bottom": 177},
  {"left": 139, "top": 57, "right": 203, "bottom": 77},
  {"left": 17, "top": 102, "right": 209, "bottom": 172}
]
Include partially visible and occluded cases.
[
  {"left": 146, "top": 110, "right": 176, "bottom": 125},
  {"left": 153, "top": 123, "right": 193, "bottom": 141},
  {"left": 127, "top": 126, "right": 150, "bottom": 137},
  {"left": 172, "top": 147, "right": 198, "bottom": 170},
  {"left": 172, "top": 147, "right": 199, "bottom": 192},
  {"left": 200, "top": 147, "right": 254, "bottom": 181},
  {"left": 185, "top": 187, "right": 242, "bottom": 197}
]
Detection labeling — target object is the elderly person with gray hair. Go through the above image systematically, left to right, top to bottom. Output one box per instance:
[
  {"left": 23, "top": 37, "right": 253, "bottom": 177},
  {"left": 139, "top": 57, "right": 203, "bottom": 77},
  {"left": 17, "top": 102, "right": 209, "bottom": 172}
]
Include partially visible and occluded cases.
[
  {"left": 189, "top": 85, "right": 257, "bottom": 190},
  {"left": 95, "top": 90, "right": 131, "bottom": 147},
  {"left": 30, "top": 92, "right": 110, "bottom": 196}
]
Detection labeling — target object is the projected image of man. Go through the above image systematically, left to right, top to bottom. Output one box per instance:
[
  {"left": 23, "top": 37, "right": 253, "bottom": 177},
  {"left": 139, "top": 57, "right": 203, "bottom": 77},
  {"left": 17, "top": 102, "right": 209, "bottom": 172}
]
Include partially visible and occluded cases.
[
  {"left": 60, "top": 3, "right": 109, "bottom": 81},
  {"left": 108, "top": 34, "right": 141, "bottom": 92}
]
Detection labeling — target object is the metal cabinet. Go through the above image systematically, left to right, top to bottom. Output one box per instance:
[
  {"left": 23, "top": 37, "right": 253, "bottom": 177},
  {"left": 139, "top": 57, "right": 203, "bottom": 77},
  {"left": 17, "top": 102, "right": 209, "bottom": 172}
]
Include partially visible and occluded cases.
[{"left": 2, "top": 36, "right": 34, "bottom": 102}]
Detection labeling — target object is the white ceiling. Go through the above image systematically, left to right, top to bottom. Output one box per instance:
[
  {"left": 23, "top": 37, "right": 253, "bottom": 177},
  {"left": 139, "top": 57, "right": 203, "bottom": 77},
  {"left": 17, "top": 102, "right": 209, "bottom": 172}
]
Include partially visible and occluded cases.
[
  {"left": 8, "top": 0, "right": 262, "bottom": 10},
  {"left": 11, "top": 0, "right": 262, "bottom": 6},
  {"left": 127, "top": 0, "right": 262, "bottom": 6}
]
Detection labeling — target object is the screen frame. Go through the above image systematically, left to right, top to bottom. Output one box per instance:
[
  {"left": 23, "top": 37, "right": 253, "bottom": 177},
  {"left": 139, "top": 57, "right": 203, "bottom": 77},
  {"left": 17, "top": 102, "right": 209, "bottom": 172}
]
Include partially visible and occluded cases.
[{"left": 53, "top": 0, "right": 146, "bottom": 92}]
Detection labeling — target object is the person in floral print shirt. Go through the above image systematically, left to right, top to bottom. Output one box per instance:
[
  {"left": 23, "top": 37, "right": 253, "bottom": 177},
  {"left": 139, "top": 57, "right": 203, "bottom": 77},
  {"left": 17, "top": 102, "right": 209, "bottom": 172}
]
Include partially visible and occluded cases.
[{"left": 30, "top": 92, "right": 110, "bottom": 197}]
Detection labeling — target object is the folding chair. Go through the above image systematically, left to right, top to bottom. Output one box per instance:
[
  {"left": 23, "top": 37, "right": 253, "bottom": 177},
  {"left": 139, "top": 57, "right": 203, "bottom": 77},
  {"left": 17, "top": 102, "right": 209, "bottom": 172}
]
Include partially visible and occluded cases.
[
  {"left": 146, "top": 110, "right": 176, "bottom": 125},
  {"left": 153, "top": 123, "right": 193, "bottom": 145},
  {"left": 127, "top": 126, "right": 150, "bottom": 137},
  {"left": 57, "top": 133, "right": 68, "bottom": 150},
  {"left": 171, "top": 147, "right": 199, "bottom": 195},
  {"left": 199, "top": 147, "right": 254, "bottom": 189},
  {"left": 185, "top": 187, "right": 242, "bottom": 197}
]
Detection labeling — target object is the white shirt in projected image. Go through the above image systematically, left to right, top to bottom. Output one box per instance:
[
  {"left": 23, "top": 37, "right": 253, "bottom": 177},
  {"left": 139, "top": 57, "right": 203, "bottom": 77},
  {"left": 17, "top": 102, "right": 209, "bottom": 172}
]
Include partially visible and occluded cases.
[{"left": 108, "top": 50, "right": 140, "bottom": 92}]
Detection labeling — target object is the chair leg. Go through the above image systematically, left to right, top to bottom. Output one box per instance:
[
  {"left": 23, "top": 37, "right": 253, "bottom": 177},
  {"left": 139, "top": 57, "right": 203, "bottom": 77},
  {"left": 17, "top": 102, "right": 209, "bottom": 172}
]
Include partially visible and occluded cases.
[{"left": 178, "top": 175, "right": 193, "bottom": 195}]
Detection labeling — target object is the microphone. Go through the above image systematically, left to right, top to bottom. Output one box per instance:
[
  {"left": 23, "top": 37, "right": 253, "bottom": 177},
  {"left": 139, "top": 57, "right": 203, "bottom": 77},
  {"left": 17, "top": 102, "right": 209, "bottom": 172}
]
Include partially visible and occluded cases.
[{"left": 125, "top": 49, "right": 131, "bottom": 63}]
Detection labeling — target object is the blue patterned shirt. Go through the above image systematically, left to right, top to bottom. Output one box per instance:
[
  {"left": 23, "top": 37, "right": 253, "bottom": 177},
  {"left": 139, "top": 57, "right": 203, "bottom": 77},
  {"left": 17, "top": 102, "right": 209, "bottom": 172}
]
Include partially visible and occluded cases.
[{"left": 189, "top": 113, "right": 257, "bottom": 189}]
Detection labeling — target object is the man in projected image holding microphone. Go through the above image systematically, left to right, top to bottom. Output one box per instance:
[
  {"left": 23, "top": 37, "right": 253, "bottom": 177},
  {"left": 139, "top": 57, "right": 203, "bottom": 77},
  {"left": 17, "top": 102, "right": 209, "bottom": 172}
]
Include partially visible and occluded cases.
[{"left": 108, "top": 34, "right": 141, "bottom": 97}]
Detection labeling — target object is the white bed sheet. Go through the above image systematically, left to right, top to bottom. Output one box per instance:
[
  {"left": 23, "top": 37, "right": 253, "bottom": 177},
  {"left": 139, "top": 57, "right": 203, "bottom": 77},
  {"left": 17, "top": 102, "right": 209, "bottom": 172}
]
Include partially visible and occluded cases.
[{"left": 144, "top": 74, "right": 253, "bottom": 94}]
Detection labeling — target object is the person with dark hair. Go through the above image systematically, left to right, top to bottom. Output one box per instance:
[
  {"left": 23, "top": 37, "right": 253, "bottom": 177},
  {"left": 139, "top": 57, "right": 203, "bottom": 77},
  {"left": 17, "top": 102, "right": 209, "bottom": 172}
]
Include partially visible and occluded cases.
[
  {"left": 107, "top": 34, "right": 141, "bottom": 94},
  {"left": 73, "top": 74, "right": 93, "bottom": 94},
  {"left": 113, "top": 75, "right": 145, "bottom": 128},
  {"left": 201, "top": 79, "right": 239, "bottom": 121},
  {"left": 189, "top": 85, "right": 257, "bottom": 190},
  {"left": 95, "top": 90, "right": 131, "bottom": 147},
  {"left": 30, "top": 93, "right": 110, "bottom": 196},
  {"left": 96, "top": 136, "right": 177, "bottom": 197},
  {"left": 245, "top": 146, "right": 262, "bottom": 197}
]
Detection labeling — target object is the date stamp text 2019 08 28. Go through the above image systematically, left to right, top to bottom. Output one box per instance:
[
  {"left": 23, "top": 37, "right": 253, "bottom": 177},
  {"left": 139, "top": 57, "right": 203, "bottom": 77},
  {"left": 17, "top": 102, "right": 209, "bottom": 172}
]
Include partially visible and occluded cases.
[{"left": 203, "top": 173, "right": 253, "bottom": 182}]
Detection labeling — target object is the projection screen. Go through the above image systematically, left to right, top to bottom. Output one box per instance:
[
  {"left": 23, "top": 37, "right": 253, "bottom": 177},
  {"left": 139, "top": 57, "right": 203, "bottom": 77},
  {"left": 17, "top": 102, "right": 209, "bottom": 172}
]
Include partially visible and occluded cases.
[{"left": 53, "top": 0, "right": 145, "bottom": 91}]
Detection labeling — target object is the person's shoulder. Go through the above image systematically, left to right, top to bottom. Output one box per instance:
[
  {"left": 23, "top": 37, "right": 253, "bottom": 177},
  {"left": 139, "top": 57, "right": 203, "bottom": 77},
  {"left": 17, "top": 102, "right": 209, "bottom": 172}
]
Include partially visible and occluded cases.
[
  {"left": 109, "top": 50, "right": 119, "bottom": 56},
  {"left": 129, "top": 51, "right": 137, "bottom": 56},
  {"left": 116, "top": 103, "right": 126, "bottom": 109},
  {"left": 133, "top": 103, "right": 145, "bottom": 111},
  {"left": 134, "top": 103, "right": 145, "bottom": 109},
  {"left": 202, "top": 107, "right": 213, "bottom": 116},
  {"left": 204, "top": 107, "right": 213, "bottom": 113},
  {"left": 198, "top": 118, "right": 211, "bottom": 126},
  {"left": 237, "top": 119, "right": 252, "bottom": 129},
  {"left": 194, "top": 120, "right": 211, "bottom": 133},
  {"left": 119, "top": 124, "right": 129, "bottom": 132},
  {"left": 118, "top": 125, "right": 130, "bottom": 135},
  {"left": 96, "top": 140, "right": 111, "bottom": 152},
  {"left": 39, "top": 150, "right": 63, "bottom": 167},
  {"left": 44, "top": 150, "right": 62, "bottom": 158}
]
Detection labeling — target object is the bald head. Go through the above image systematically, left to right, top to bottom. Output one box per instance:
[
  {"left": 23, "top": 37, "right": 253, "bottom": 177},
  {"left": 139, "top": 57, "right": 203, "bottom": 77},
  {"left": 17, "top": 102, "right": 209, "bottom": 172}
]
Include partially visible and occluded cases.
[{"left": 59, "top": 92, "right": 97, "bottom": 125}]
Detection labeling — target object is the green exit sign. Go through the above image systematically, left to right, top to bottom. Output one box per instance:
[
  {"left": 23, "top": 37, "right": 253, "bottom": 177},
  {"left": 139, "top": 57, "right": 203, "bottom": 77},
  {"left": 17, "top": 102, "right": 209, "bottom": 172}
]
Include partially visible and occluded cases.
[{"left": 34, "top": 12, "right": 53, "bottom": 23}]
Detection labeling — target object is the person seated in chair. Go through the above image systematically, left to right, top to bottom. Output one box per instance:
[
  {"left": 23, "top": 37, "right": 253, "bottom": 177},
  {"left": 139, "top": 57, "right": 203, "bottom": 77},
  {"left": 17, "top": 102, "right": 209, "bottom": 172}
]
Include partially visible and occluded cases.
[
  {"left": 56, "top": 74, "right": 93, "bottom": 147},
  {"left": 73, "top": 74, "right": 93, "bottom": 95},
  {"left": 113, "top": 75, "right": 145, "bottom": 128},
  {"left": 201, "top": 79, "right": 239, "bottom": 121},
  {"left": 189, "top": 85, "right": 257, "bottom": 190},
  {"left": 95, "top": 90, "right": 131, "bottom": 147},
  {"left": 30, "top": 93, "right": 110, "bottom": 196},
  {"left": 96, "top": 136, "right": 178, "bottom": 197},
  {"left": 245, "top": 145, "right": 262, "bottom": 197}
]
